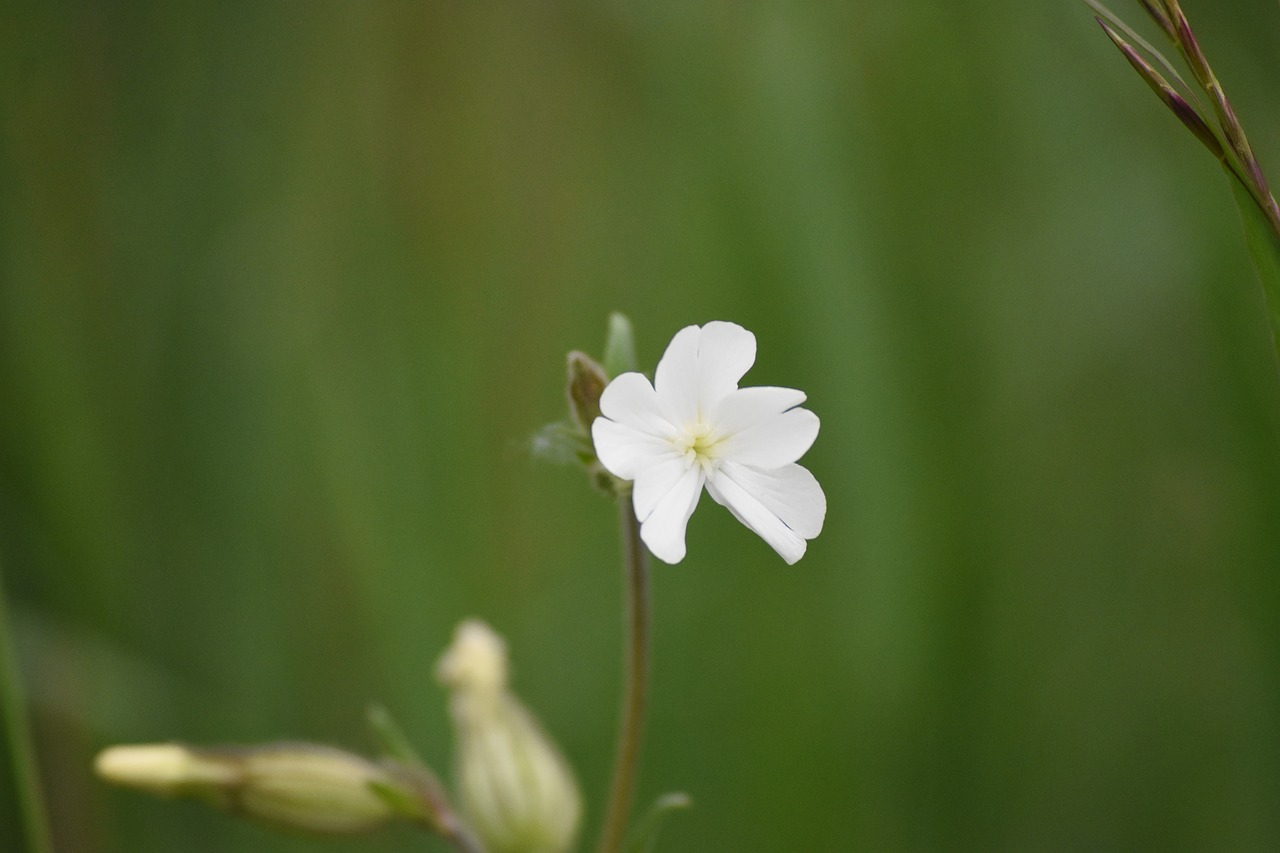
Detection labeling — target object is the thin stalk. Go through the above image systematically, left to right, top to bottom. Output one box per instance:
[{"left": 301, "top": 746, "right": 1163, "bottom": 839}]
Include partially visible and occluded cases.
[
  {"left": 595, "top": 495, "right": 650, "bottom": 853},
  {"left": 0, "top": 567, "right": 53, "bottom": 853},
  {"left": 368, "top": 703, "right": 485, "bottom": 851},
  {"left": 443, "top": 824, "right": 485, "bottom": 853}
]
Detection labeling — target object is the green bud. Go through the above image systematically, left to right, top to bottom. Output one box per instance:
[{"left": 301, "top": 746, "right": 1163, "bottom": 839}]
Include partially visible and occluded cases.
[
  {"left": 602, "top": 312, "right": 636, "bottom": 378},
  {"left": 566, "top": 350, "right": 609, "bottom": 434},
  {"left": 437, "top": 620, "right": 583, "bottom": 853},
  {"left": 96, "top": 742, "right": 403, "bottom": 836}
]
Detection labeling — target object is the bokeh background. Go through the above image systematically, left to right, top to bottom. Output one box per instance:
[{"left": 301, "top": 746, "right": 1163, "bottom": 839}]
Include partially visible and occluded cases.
[{"left": 4, "top": 1, "right": 1280, "bottom": 850}]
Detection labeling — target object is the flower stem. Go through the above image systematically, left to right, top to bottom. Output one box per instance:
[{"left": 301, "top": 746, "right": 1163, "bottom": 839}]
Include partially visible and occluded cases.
[
  {"left": 595, "top": 494, "right": 650, "bottom": 853},
  {"left": 0, "top": 566, "right": 53, "bottom": 853},
  {"left": 443, "top": 824, "right": 485, "bottom": 853}
]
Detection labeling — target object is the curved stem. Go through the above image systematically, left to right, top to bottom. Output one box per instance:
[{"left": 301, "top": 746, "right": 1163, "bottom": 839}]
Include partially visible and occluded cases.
[
  {"left": 594, "top": 495, "right": 650, "bottom": 853},
  {"left": 0, "top": 565, "right": 53, "bottom": 853}
]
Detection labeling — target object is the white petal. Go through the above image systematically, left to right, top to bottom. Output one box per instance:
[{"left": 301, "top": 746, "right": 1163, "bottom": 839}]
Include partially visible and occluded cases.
[
  {"left": 654, "top": 322, "right": 758, "bottom": 426},
  {"left": 694, "top": 322, "right": 756, "bottom": 411},
  {"left": 653, "top": 325, "right": 701, "bottom": 427},
  {"left": 598, "top": 372, "right": 677, "bottom": 439},
  {"left": 709, "top": 386, "right": 807, "bottom": 439},
  {"left": 716, "top": 408, "right": 819, "bottom": 469},
  {"left": 592, "top": 419, "right": 677, "bottom": 481},
  {"left": 632, "top": 453, "right": 695, "bottom": 522},
  {"left": 717, "top": 461, "right": 825, "bottom": 538},
  {"left": 705, "top": 462, "right": 825, "bottom": 564},
  {"left": 638, "top": 463, "right": 705, "bottom": 564}
]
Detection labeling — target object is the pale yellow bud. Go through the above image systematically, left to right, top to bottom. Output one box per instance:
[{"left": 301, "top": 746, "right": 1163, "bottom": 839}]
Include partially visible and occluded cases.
[
  {"left": 436, "top": 618, "right": 509, "bottom": 695},
  {"left": 438, "top": 620, "right": 583, "bottom": 853},
  {"left": 95, "top": 742, "right": 399, "bottom": 836},
  {"left": 94, "top": 744, "right": 237, "bottom": 797},
  {"left": 232, "top": 745, "right": 397, "bottom": 834}
]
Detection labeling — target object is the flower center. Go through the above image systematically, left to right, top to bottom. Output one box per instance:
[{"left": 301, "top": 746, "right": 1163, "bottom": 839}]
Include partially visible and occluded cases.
[{"left": 673, "top": 422, "right": 723, "bottom": 467}]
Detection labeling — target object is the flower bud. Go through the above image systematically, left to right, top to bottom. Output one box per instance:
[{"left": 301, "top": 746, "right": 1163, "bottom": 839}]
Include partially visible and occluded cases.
[
  {"left": 602, "top": 312, "right": 636, "bottom": 378},
  {"left": 566, "top": 350, "right": 609, "bottom": 434},
  {"left": 437, "top": 620, "right": 583, "bottom": 853},
  {"left": 95, "top": 742, "right": 399, "bottom": 835},
  {"left": 94, "top": 744, "right": 238, "bottom": 798},
  {"left": 231, "top": 744, "right": 399, "bottom": 834}
]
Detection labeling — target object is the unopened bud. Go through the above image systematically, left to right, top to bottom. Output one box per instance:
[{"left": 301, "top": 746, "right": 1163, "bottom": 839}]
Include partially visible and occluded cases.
[
  {"left": 602, "top": 312, "right": 636, "bottom": 378},
  {"left": 566, "top": 351, "right": 609, "bottom": 434},
  {"left": 436, "top": 618, "right": 509, "bottom": 694},
  {"left": 437, "top": 620, "right": 582, "bottom": 853},
  {"left": 95, "top": 742, "right": 400, "bottom": 836},
  {"left": 94, "top": 744, "right": 237, "bottom": 798},
  {"left": 232, "top": 745, "right": 398, "bottom": 834}
]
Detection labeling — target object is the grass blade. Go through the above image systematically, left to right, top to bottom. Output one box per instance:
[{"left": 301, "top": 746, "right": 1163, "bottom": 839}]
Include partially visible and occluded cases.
[
  {"left": 1227, "top": 169, "right": 1280, "bottom": 367},
  {"left": 0, "top": 567, "right": 53, "bottom": 853}
]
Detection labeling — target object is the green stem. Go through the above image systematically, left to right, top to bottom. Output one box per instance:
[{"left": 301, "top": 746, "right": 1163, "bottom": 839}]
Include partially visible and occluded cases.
[
  {"left": 595, "top": 495, "right": 650, "bottom": 853},
  {"left": 0, "top": 565, "right": 53, "bottom": 853}
]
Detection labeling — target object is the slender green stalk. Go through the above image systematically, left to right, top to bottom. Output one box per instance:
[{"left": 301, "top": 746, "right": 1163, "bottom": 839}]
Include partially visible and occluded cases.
[
  {"left": 595, "top": 495, "right": 650, "bottom": 853},
  {"left": 0, "top": 566, "right": 53, "bottom": 853}
]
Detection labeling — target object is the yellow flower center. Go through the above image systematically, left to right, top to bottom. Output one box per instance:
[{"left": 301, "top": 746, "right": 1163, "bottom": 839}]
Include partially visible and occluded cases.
[{"left": 673, "top": 422, "right": 723, "bottom": 467}]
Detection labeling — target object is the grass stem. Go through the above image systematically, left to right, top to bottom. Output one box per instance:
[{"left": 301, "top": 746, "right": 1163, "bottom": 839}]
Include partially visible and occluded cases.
[{"left": 0, "top": 566, "right": 53, "bottom": 853}]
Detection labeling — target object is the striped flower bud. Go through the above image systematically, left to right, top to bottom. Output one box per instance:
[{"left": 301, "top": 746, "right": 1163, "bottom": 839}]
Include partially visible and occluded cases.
[
  {"left": 437, "top": 620, "right": 582, "bottom": 853},
  {"left": 95, "top": 742, "right": 400, "bottom": 835}
]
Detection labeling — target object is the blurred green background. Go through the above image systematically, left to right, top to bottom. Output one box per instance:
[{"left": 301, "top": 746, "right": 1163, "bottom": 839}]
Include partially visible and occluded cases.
[{"left": 4, "top": 1, "right": 1280, "bottom": 850}]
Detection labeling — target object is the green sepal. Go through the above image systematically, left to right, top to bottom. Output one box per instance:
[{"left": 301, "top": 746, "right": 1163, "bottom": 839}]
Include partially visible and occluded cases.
[
  {"left": 603, "top": 312, "right": 637, "bottom": 378},
  {"left": 530, "top": 421, "right": 595, "bottom": 466},
  {"left": 365, "top": 705, "right": 451, "bottom": 833},
  {"left": 366, "top": 705, "right": 427, "bottom": 768},
  {"left": 366, "top": 777, "right": 426, "bottom": 823},
  {"left": 623, "top": 792, "right": 692, "bottom": 853}
]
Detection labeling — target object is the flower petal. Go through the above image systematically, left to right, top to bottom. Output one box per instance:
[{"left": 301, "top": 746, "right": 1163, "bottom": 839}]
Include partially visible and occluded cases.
[
  {"left": 654, "top": 322, "right": 757, "bottom": 426},
  {"left": 694, "top": 322, "right": 757, "bottom": 411},
  {"left": 652, "top": 325, "right": 701, "bottom": 427},
  {"left": 598, "top": 372, "right": 677, "bottom": 438},
  {"left": 709, "top": 386, "right": 807, "bottom": 439},
  {"left": 715, "top": 407, "right": 819, "bottom": 469},
  {"left": 592, "top": 419, "right": 677, "bottom": 481},
  {"left": 632, "top": 453, "right": 695, "bottom": 522},
  {"left": 717, "top": 461, "right": 825, "bottom": 538},
  {"left": 705, "top": 462, "right": 825, "bottom": 564},
  {"left": 638, "top": 463, "right": 705, "bottom": 564}
]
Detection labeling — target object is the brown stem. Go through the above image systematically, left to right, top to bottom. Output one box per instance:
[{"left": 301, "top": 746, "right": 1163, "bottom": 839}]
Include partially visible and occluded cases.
[{"left": 595, "top": 495, "right": 650, "bottom": 853}]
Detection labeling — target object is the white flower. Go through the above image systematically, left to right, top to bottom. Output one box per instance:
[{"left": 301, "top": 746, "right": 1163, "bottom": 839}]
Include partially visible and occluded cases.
[{"left": 590, "top": 321, "right": 826, "bottom": 565}]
